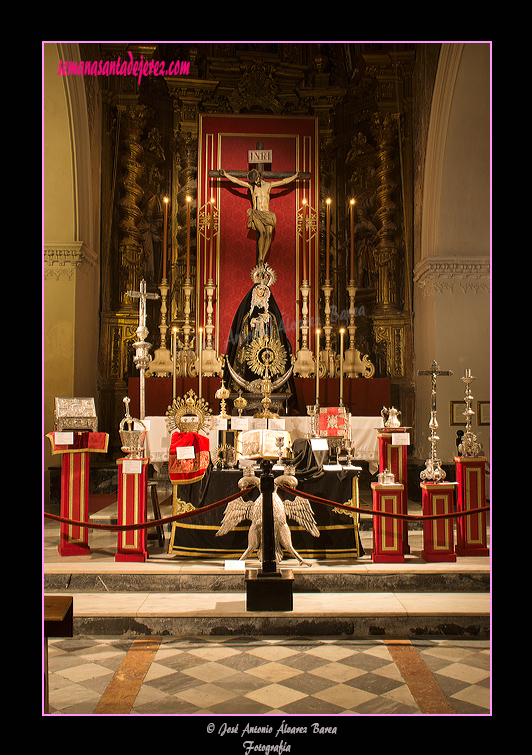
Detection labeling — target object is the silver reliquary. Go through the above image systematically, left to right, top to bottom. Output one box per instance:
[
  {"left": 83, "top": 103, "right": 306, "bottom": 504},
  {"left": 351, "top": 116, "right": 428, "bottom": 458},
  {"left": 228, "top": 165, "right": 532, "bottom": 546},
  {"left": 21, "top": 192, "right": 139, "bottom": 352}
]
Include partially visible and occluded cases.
[{"left": 54, "top": 397, "right": 98, "bottom": 432}]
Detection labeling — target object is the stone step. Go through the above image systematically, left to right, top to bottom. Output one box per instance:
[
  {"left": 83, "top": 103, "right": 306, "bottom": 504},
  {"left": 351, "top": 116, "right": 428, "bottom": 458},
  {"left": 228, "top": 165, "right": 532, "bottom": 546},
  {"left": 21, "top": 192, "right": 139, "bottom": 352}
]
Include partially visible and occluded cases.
[
  {"left": 44, "top": 563, "right": 489, "bottom": 594},
  {"left": 45, "top": 590, "right": 490, "bottom": 639}
]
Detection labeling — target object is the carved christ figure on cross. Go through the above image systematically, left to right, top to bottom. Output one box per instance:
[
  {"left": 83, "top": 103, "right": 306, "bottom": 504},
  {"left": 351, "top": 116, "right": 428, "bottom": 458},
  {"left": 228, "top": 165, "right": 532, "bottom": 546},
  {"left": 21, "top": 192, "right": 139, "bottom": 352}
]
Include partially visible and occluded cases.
[{"left": 219, "top": 168, "right": 304, "bottom": 265}]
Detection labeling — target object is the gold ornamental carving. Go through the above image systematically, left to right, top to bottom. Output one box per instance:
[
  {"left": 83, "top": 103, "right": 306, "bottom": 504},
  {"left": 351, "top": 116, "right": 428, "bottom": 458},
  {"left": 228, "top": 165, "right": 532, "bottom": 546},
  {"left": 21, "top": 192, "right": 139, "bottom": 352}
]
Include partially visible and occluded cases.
[
  {"left": 117, "top": 103, "right": 151, "bottom": 304},
  {"left": 372, "top": 112, "right": 400, "bottom": 313}
]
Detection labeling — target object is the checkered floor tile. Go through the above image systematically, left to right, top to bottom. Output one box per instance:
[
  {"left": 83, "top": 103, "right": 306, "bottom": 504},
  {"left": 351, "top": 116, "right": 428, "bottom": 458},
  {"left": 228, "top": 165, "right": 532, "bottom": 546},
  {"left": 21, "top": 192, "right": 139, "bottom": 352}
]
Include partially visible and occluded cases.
[{"left": 45, "top": 636, "right": 490, "bottom": 715}]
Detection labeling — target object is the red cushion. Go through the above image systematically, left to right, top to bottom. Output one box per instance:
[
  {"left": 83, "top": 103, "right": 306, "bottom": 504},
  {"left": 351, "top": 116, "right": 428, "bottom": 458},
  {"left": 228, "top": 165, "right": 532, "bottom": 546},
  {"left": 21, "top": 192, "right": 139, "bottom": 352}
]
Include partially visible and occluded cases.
[{"left": 168, "top": 432, "right": 210, "bottom": 485}]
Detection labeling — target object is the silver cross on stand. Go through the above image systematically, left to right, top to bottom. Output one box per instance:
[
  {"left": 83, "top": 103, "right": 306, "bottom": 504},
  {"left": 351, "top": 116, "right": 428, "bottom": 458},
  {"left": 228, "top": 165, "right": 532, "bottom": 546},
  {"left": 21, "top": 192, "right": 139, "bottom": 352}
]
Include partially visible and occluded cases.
[
  {"left": 127, "top": 279, "right": 159, "bottom": 419},
  {"left": 417, "top": 359, "right": 453, "bottom": 481}
]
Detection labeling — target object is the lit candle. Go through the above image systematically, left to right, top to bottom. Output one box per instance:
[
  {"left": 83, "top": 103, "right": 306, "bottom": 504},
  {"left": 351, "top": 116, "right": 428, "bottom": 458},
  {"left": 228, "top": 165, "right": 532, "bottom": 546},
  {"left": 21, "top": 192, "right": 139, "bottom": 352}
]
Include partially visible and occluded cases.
[
  {"left": 186, "top": 195, "right": 191, "bottom": 281},
  {"left": 163, "top": 196, "right": 169, "bottom": 281},
  {"left": 209, "top": 198, "right": 215, "bottom": 281},
  {"left": 302, "top": 198, "right": 307, "bottom": 282},
  {"left": 326, "top": 198, "right": 331, "bottom": 281},
  {"left": 349, "top": 198, "right": 355, "bottom": 282},
  {"left": 172, "top": 327, "right": 177, "bottom": 401},
  {"left": 198, "top": 327, "right": 203, "bottom": 399},
  {"left": 315, "top": 328, "right": 320, "bottom": 405},
  {"left": 339, "top": 328, "right": 345, "bottom": 406}
]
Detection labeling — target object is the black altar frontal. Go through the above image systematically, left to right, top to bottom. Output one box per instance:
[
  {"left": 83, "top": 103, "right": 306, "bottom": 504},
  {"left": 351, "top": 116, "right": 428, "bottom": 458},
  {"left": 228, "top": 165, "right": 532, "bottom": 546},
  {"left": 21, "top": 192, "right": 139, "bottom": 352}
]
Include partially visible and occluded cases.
[{"left": 168, "top": 465, "right": 362, "bottom": 560}]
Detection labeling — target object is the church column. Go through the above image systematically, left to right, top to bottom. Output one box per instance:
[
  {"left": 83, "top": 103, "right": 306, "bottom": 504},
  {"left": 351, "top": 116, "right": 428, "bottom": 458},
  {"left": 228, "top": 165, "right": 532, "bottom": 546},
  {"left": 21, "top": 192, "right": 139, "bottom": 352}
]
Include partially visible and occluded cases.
[
  {"left": 165, "top": 74, "right": 218, "bottom": 350},
  {"left": 98, "top": 99, "right": 151, "bottom": 453},
  {"left": 116, "top": 102, "right": 150, "bottom": 305},
  {"left": 372, "top": 112, "right": 400, "bottom": 315},
  {"left": 171, "top": 132, "right": 197, "bottom": 328}
]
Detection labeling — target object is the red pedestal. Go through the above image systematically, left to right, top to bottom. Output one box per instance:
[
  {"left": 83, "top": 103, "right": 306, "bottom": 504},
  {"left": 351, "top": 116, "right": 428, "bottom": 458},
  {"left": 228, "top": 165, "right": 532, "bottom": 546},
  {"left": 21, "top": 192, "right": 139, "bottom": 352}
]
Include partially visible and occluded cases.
[
  {"left": 377, "top": 428, "right": 410, "bottom": 554},
  {"left": 47, "top": 431, "right": 109, "bottom": 556},
  {"left": 58, "top": 451, "right": 90, "bottom": 556},
  {"left": 454, "top": 456, "right": 489, "bottom": 556},
  {"left": 115, "top": 458, "right": 149, "bottom": 563},
  {"left": 371, "top": 482, "right": 405, "bottom": 563},
  {"left": 421, "top": 482, "right": 457, "bottom": 562}
]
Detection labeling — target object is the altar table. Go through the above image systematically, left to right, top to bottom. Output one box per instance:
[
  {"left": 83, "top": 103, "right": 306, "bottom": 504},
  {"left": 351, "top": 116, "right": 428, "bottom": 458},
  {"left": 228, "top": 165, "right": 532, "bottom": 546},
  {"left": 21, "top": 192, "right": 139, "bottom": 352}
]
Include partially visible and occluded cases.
[
  {"left": 145, "top": 415, "right": 383, "bottom": 473},
  {"left": 167, "top": 466, "right": 362, "bottom": 560}
]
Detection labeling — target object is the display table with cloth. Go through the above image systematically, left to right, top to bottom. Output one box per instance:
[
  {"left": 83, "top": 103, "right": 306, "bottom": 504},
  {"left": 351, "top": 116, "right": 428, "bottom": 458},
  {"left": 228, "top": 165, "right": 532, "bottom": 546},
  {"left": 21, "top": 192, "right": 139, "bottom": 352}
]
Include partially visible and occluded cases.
[
  {"left": 144, "top": 415, "right": 383, "bottom": 474},
  {"left": 167, "top": 465, "right": 362, "bottom": 560}
]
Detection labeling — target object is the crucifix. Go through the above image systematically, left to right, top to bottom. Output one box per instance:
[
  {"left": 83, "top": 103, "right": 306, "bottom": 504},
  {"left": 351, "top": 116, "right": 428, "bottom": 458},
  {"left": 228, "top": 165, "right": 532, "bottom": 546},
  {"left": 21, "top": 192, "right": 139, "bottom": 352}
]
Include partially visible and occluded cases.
[
  {"left": 210, "top": 141, "right": 311, "bottom": 265},
  {"left": 127, "top": 279, "right": 159, "bottom": 419},
  {"left": 417, "top": 359, "right": 453, "bottom": 481},
  {"left": 417, "top": 359, "right": 453, "bottom": 412}
]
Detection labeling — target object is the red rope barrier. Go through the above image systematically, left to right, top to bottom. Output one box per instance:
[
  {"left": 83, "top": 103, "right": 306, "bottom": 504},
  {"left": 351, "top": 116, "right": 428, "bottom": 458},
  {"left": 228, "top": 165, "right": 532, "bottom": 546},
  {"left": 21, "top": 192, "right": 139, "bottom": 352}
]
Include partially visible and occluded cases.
[
  {"left": 44, "top": 482, "right": 491, "bottom": 532},
  {"left": 278, "top": 485, "right": 490, "bottom": 522},
  {"left": 43, "top": 487, "right": 253, "bottom": 532}
]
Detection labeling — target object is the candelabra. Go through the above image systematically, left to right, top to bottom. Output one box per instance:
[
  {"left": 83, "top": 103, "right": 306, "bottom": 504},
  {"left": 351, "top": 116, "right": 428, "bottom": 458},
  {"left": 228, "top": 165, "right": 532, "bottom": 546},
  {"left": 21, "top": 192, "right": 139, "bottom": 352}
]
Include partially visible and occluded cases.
[
  {"left": 146, "top": 278, "right": 173, "bottom": 377},
  {"left": 174, "top": 279, "right": 198, "bottom": 378},
  {"left": 201, "top": 279, "right": 223, "bottom": 377},
  {"left": 294, "top": 281, "right": 314, "bottom": 377},
  {"left": 321, "top": 281, "right": 336, "bottom": 377},
  {"left": 342, "top": 282, "right": 375, "bottom": 378},
  {"left": 458, "top": 369, "right": 482, "bottom": 457}
]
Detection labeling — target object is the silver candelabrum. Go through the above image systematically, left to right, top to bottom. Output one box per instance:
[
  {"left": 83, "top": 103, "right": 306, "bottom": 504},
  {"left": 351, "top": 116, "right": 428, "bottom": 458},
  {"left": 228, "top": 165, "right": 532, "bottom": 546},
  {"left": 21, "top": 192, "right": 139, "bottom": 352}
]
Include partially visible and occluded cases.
[{"left": 458, "top": 368, "right": 482, "bottom": 457}]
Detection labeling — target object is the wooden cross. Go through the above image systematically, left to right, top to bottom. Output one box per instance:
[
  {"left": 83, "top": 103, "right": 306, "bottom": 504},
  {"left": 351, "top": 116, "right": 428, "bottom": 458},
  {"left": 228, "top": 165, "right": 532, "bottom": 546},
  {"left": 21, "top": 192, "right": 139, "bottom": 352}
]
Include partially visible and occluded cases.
[
  {"left": 209, "top": 141, "right": 311, "bottom": 181},
  {"left": 417, "top": 359, "right": 453, "bottom": 412}
]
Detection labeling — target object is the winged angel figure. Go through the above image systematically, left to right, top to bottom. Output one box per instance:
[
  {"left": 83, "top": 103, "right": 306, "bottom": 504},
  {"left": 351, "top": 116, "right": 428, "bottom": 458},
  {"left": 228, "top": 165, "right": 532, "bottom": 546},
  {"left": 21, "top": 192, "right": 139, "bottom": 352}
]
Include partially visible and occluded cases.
[{"left": 216, "top": 473, "right": 319, "bottom": 565}]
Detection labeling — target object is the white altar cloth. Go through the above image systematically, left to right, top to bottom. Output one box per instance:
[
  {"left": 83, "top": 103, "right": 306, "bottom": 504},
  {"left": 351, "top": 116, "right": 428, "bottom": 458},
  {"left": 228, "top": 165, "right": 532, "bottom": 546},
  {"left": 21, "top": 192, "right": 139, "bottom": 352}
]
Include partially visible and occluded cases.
[{"left": 144, "top": 415, "right": 384, "bottom": 474}]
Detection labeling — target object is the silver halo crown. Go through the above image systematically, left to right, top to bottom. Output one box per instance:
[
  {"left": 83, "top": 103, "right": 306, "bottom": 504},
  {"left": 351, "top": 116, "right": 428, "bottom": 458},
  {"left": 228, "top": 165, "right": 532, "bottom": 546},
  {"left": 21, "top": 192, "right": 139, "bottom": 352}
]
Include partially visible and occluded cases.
[{"left": 251, "top": 263, "right": 276, "bottom": 288}]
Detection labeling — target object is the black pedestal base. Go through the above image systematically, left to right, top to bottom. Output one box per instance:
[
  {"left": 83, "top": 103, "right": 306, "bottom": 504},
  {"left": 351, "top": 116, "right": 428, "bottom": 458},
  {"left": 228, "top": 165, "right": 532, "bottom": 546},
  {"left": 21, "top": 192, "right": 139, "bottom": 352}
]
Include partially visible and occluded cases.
[{"left": 245, "top": 569, "right": 294, "bottom": 612}]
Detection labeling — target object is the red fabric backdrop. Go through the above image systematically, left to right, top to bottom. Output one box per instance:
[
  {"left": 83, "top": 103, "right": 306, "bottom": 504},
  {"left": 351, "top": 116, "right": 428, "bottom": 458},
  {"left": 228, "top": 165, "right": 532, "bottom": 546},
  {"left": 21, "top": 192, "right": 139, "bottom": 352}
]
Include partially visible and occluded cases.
[{"left": 197, "top": 114, "right": 319, "bottom": 354}]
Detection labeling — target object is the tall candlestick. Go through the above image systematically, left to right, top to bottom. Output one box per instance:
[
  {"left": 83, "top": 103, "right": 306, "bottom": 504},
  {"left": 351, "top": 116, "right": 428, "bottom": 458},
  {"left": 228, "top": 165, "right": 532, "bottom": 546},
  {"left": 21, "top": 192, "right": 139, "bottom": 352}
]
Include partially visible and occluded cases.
[
  {"left": 186, "top": 195, "right": 191, "bottom": 280},
  {"left": 163, "top": 196, "right": 169, "bottom": 281},
  {"left": 209, "top": 198, "right": 215, "bottom": 281},
  {"left": 302, "top": 198, "right": 307, "bottom": 282},
  {"left": 326, "top": 198, "right": 331, "bottom": 281},
  {"left": 349, "top": 199, "right": 355, "bottom": 282},
  {"left": 172, "top": 327, "right": 177, "bottom": 401},
  {"left": 198, "top": 327, "right": 203, "bottom": 399},
  {"left": 315, "top": 328, "right": 320, "bottom": 405},
  {"left": 339, "top": 328, "right": 345, "bottom": 406}
]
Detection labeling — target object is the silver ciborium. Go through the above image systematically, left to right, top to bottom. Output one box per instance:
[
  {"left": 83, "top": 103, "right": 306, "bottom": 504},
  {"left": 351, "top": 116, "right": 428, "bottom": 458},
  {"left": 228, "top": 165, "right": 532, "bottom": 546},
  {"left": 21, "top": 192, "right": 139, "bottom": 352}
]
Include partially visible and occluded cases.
[{"left": 119, "top": 397, "right": 147, "bottom": 459}]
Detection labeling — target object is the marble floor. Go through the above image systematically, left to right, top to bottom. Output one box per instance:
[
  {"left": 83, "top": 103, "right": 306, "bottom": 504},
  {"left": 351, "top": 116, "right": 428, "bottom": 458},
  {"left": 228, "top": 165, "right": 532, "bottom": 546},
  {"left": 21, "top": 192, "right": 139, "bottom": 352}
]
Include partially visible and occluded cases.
[{"left": 46, "top": 634, "right": 490, "bottom": 716}]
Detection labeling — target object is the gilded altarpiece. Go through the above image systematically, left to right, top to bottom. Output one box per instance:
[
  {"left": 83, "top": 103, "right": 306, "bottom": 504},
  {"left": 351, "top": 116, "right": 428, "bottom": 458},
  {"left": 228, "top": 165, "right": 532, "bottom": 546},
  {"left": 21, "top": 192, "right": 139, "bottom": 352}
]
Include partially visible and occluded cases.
[
  {"left": 96, "top": 44, "right": 416, "bottom": 451},
  {"left": 98, "top": 76, "right": 174, "bottom": 450}
]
